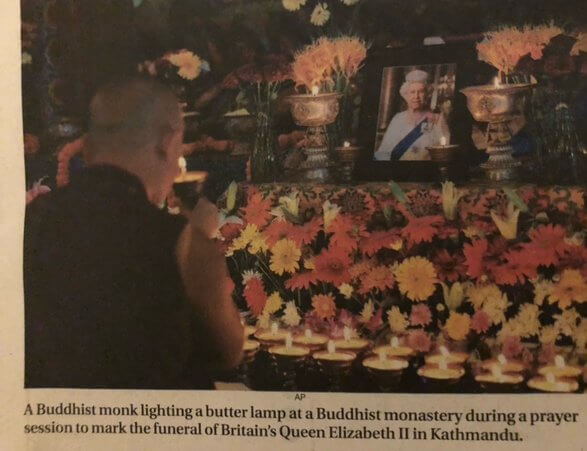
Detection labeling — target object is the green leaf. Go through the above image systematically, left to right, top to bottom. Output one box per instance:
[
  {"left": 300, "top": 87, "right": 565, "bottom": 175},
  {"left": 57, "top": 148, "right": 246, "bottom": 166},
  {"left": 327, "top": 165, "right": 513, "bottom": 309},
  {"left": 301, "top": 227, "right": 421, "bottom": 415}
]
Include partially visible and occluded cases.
[
  {"left": 132, "top": 0, "right": 143, "bottom": 7},
  {"left": 388, "top": 180, "right": 407, "bottom": 204},
  {"left": 226, "top": 181, "right": 238, "bottom": 212},
  {"left": 503, "top": 187, "right": 529, "bottom": 213}
]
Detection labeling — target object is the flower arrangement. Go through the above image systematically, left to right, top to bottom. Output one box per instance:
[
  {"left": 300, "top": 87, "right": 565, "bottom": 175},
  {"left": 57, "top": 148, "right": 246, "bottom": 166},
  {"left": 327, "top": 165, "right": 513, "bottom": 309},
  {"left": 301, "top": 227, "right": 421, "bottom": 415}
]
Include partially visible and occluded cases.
[
  {"left": 281, "top": 0, "right": 360, "bottom": 27},
  {"left": 476, "top": 24, "right": 564, "bottom": 78},
  {"left": 291, "top": 36, "right": 367, "bottom": 93},
  {"left": 139, "top": 49, "right": 208, "bottom": 82},
  {"left": 56, "top": 135, "right": 86, "bottom": 187},
  {"left": 219, "top": 181, "right": 586, "bottom": 358}
]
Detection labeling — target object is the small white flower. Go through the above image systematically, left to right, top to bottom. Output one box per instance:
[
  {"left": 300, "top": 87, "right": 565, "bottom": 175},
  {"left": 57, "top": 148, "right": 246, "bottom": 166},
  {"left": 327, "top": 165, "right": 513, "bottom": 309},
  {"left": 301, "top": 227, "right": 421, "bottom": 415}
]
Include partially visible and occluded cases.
[
  {"left": 282, "top": 0, "right": 307, "bottom": 11},
  {"left": 310, "top": 3, "right": 330, "bottom": 26},
  {"left": 242, "top": 270, "right": 261, "bottom": 285}
]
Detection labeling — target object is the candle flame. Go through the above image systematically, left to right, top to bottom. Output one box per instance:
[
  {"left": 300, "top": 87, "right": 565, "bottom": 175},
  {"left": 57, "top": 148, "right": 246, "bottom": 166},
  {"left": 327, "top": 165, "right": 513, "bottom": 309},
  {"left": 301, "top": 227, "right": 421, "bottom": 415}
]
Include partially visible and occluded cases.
[
  {"left": 493, "top": 76, "right": 500, "bottom": 88},
  {"left": 311, "top": 85, "right": 320, "bottom": 96},
  {"left": 440, "top": 136, "right": 447, "bottom": 146},
  {"left": 343, "top": 141, "right": 351, "bottom": 148},
  {"left": 178, "top": 157, "right": 187, "bottom": 175},
  {"left": 271, "top": 322, "right": 278, "bottom": 334},
  {"left": 343, "top": 326, "right": 351, "bottom": 341},
  {"left": 305, "top": 329, "right": 312, "bottom": 339},
  {"left": 285, "top": 332, "right": 293, "bottom": 349},
  {"left": 390, "top": 336, "right": 399, "bottom": 348},
  {"left": 327, "top": 340, "right": 336, "bottom": 354},
  {"left": 439, "top": 345, "right": 450, "bottom": 357},
  {"left": 497, "top": 354, "right": 507, "bottom": 365},
  {"left": 555, "top": 355, "right": 565, "bottom": 368},
  {"left": 491, "top": 364, "right": 503, "bottom": 380}
]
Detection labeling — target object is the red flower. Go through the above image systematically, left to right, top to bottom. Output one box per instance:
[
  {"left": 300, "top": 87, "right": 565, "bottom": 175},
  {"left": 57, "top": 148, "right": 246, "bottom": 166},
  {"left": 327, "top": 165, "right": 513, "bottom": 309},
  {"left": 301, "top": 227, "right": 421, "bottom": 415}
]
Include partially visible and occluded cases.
[
  {"left": 242, "top": 190, "right": 272, "bottom": 229},
  {"left": 327, "top": 215, "right": 361, "bottom": 252},
  {"left": 401, "top": 215, "right": 443, "bottom": 246},
  {"left": 289, "top": 217, "right": 321, "bottom": 247},
  {"left": 264, "top": 220, "right": 293, "bottom": 247},
  {"left": 219, "top": 222, "right": 243, "bottom": 243},
  {"left": 523, "top": 224, "right": 568, "bottom": 266},
  {"left": 359, "top": 230, "right": 401, "bottom": 256},
  {"left": 463, "top": 239, "right": 489, "bottom": 279},
  {"left": 560, "top": 245, "right": 587, "bottom": 277},
  {"left": 314, "top": 247, "right": 352, "bottom": 286},
  {"left": 433, "top": 249, "right": 466, "bottom": 282},
  {"left": 490, "top": 250, "right": 538, "bottom": 285},
  {"left": 359, "top": 265, "right": 395, "bottom": 294},
  {"left": 285, "top": 271, "right": 318, "bottom": 291},
  {"left": 243, "top": 277, "right": 267, "bottom": 315},
  {"left": 410, "top": 304, "right": 432, "bottom": 326},
  {"left": 366, "top": 308, "right": 384, "bottom": 333},
  {"left": 338, "top": 309, "right": 359, "bottom": 329},
  {"left": 470, "top": 310, "right": 491, "bottom": 334},
  {"left": 407, "top": 329, "right": 432, "bottom": 353},
  {"left": 502, "top": 336, "right": 524, "bottom": 360},
  {"left": 538, "top": 343, "right": 557, "bottom": 365}
]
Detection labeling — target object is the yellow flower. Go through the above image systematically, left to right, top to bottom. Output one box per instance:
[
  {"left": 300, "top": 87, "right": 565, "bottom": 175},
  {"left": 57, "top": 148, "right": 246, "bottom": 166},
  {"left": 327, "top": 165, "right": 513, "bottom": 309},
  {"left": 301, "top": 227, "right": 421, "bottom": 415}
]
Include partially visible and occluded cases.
[
  {"left": 282, "top": 0, "right": 306, "bottom": 11},
  {"left": 341, "top": 0, "right": 359, "bottom": 4},
  {"left": 310, "top": 2, "right": 330, "bottom": 26},
  {"left": 571, "top": 32, "right": 587, "bottom": 56},
  {"left": 166, "top": 50, "right": 202, "bottom": 80},
  {"left": 441, "top": 181, "right": 464, "bottom": 221},
  {"left": 271, "top": 193, "right": 300, "bottom": 220},
  {"left": 323, "top": 200, "right": 340, "bottom": 229},
  {"left": 490, "top": 202, "right": 519, "bottom": 240},
  {"left": 463, "top": 226, "right": 485, "bottom": 239},
  {"left": 248, "top": 234, "right": 268, "bottom": 255},
  {"left": 270, "top": 239, "right": 301, "bottom": 275},
  {"left": 390, "top": 239, "right": 403, "bottom": 251},
  {"left": 304, "top": 257, "right": 316, "bottom": 270},
  {"left": 395, "top": 257, "right": 437, "bottom": 302},
  {"left": 549, "top": 269, "right": 587, "bottom": 309},
  {"left": 532, "top": 278, "right": 553, "bottom": 305},
  {"left": 441, "top": 282, "right": 468, "bottom": 311},
  {"left": 338, "top": 283, "right": 353, "bottom": 299},
  {"left": 467, "top": 283, "right": 503, "bottom": 310},
  {"left": 481, "top": 289, "right": 510, "bottom": 325},
  {"left": 264, "top": 292, "right": 283, "bottom": 315},
  {"left": 359, "top": 300, "right": 374, "bottom": 324},
  {"left": 282, "top": 301, "right": 302, "bottom": 327},
  {"left": 436, "top": 303, "right": 446, "bottom": 312},
  {"left": 515, "top": 304, "right": 540, "bottom": 338},
  {"left": 387, "top": 306, "right": 408, "bottom": 333},
  {"left": 554, "top": 308, "right": 580, "bottom": 337},
  {"left": 256, "top": 312, "right": 271, "bottom": 329},
  {"left": 445, "top": 312, "right": 471, "bottom": 341},
  {"left": 574, "top": 320, "right": 587, "bottom": 350},
  {"left": 539, "top": 325, "right": 559, "bottom": 344}
]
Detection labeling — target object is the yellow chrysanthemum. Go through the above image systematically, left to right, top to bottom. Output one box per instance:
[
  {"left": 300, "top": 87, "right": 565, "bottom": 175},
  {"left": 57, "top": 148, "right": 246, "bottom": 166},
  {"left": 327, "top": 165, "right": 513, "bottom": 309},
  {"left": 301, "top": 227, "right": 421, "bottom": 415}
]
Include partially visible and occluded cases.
[
  {"left": 282, "top": 0, "right": 306, "bottom": 11},
  {"left": 310, "top": 2, "right": 330, "bottom": 26},
  {"left": 166, "top": 50, "right": 202, "bottom": 80},
  {"left": 248, "top": 234, "right": 268, "bottom": 254},
  {"left": 270, "top": 239, "right": 301, "bottom": 275},
  {"left": 395, "top": 257, "right": 437, "bottom": 302},
  {"left": 549, "top": 269, "right": 587, "bottom": 309},
  {"left": 533, "top": 278, "right": 553, "bottom": 305},
  {"left": 338, "top": 283, "right": 353, "bottom": 299},
  {"left": 467, "top": 283, "right": 503, "bottom": 310},
  {"left": 481, "top": 291, "right": 509, "bottom": 325},
  {"left": 264, "top": 292, "right": 283, "bottom": 315},
  {"left": 312, "top": 294, "right": 336, "bottom": 319},
  {"left": 359, "top": 300, "right": 374, "bottom": 324},
  {"left": 282, "top": 301, "right": 302, "bottom": 327},
  {"left": 514, "top": 304, "right": 540, "bottom": 338},
  {"left": 387, "top": 306, "right": 408, "bottom": 333},
  {"left": 554, "top": 308, "right": 580, "bottom": 337},
  {"left": 445, "top": 312, "right": 471, "bottom": 341},
  {"left": 539, "top": 325, "right": 559, "bottom": 344}
]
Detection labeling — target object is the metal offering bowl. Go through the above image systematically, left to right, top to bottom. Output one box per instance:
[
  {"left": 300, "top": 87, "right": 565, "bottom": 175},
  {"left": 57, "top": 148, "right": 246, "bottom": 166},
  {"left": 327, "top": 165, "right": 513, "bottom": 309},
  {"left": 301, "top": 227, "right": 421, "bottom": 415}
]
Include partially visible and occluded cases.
[
  {"left": 460, "top": 83, "right": 531, "bottom": 122},
  {"left": 286, "top": 93, "right": 341, "bottom": 127}
]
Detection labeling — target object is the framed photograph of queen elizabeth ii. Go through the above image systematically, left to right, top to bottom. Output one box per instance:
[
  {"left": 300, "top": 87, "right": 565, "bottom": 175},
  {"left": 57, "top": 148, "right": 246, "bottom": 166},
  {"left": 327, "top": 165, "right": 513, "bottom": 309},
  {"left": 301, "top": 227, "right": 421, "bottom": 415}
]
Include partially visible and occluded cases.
[{"left": 356, "top": 41, "right": 482, "bottom": 181}]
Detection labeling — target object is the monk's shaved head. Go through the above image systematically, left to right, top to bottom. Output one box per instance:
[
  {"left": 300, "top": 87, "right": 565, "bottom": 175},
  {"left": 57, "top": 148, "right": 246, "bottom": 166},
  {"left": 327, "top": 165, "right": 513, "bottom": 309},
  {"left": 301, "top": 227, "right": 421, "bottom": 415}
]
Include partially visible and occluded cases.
[{"left": 87, "top": 78, "right": 182, "bottom": 155}]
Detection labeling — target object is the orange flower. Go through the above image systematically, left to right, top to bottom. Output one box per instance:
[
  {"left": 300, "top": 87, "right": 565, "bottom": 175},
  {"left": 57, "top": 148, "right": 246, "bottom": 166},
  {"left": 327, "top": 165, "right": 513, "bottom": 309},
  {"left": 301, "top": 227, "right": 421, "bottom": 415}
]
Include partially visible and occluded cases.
[
  {"left": 242, "top": 190, "right": 272, "bottom": 229},
  {"left": 401, "top": 215, "right": 443, "bottom": 246},
  {"left": 288, "top": 217, "right": 322, "bottom": 247},
  {"left": 264, "top": 219, "right": 293, "bottom": 247},
  {"left": 523, "top": 224, "right": 567, "bottom": 266},
  {"left": 359, "top": 230, "right": 401, "bottom": 256},
  {"left": 463, "top": 239, "right": 489, "bottom": 279},
  {"left": 314, "top": 247, "right": 352, "bottom": 286},
  {"left": 490, "top": 250, "right": 538, "bottom": 286},
  {"left": 395, "top": 257, "right": 437, "bottom": 301},
  {"left": 349, "top": 260, "right": 375, "bottom": 279},
  {"left": 359, "top": 265, "right": 395, "bottom": 294},
  {"left": 549, "top": 269, "right": 587, "bottom": 309},
  {"left": 285, "top": 271, "right": 319, "bottom": 291},
  {"left": 244, "top": 277, "right": 267, "bottom": 316},
  {"left": 312, "top": 294, "right": 336, "bottom": 319},
  {"left": 445, "top": 312, "right": 471, "bottom": 341}
]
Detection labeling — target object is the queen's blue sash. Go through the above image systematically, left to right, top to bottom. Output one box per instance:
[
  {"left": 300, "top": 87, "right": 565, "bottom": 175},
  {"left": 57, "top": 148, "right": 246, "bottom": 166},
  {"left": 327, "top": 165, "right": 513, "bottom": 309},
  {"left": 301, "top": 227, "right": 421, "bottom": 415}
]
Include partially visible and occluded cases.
[{"left": 389, "top": 117, "right": 428, "bottom": 161}]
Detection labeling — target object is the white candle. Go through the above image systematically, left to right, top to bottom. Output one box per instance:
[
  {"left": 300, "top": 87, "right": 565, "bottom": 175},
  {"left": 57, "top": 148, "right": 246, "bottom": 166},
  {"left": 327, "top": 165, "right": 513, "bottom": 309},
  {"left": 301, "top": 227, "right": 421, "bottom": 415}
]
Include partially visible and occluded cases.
[
  {"left": 493, "top": 76, "right": 500, "bottom": 88},
  {"left": 311, "top": 85, "right": 320, "bottom": 96},
  {"left": 439, "top": 136, "right": 447, "bottom": 146},
  {"left": 343, "top": 141, "right": 351, "bottom": 148},
  {"left": 271, "top": 322, "right": 278, "bottom": 334},
  {"left": 343, "top": 326, "right": 351, "bottom": 341},
  {"left": 304, "top": 329, "right": 313, "bottom": 339},
  {"left": 285, "top": 332, "right": 293, "bottom": 349},
  {"left": 390, "top": 336, "right": 399, "bottom": 348},
  {"left": 327, "top": 340, "right": 336, "bottom": 354},
  {"left": 439, "top": 345, "right": 450, "bottom": 357},
  {"left": 379, "top": 349, "right": 387, "bottom": 362},
  {"left": 497, "top": 354, "right": 507, "bottom": 366},
  {"left": 555, "top": 355, "right": 565, "bottom": 368},
  {"left": 439, "top": 358, "right": 448, "bottom": 371},
  {"left": 491, "top": 364, "right": 503, "bottom": 381},
  {"left": 546, "top": 373, "right": 556, "bottom": 384}
]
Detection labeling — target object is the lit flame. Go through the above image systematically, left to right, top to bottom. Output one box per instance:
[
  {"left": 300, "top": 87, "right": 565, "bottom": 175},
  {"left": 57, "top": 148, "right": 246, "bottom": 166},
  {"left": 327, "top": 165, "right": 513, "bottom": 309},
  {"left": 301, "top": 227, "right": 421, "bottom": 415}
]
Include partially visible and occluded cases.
[
  {"left": 493, "top": 76, "right": 500, "bottom": 88},
  {"left": 311, "top": 85, "right": 320, "bottom": 96},
  {"left": 439, "top": 136, "right": 447, "bottom": 146},
  {"left": 343, "top": 141, "right": 351, "bottom": 148},
  {"left": 178, "top": 157, "right": 187, "bottom": 175},
  {"left": 271, "top": 322, "right": 278, "bottom": 334},
  {"left": 343, "top": 326, "right": 351, "bottom": 341},
  {"left": 305, "top": 329, "right": 313, "bottom": 339},
  {"left": 285, "top": 332, "right": 293, "bottom": 349},
  {"left": 390, "top": 336, "right": 399, "bottom": 348},
  {"left": 327, "top": 340, "right": 336, "bottom": 354},
  {"left": 439, "top": 346, "right": 450, "bottom": 357},
  {"left": 497, "top": 354, "right": 507, "bottom": 366},
  {"left": 555, "top": 355, "right": 565, "bottom": 368},
  {"left": 491, "top": 364, "right": 503, "bottom": 380}
]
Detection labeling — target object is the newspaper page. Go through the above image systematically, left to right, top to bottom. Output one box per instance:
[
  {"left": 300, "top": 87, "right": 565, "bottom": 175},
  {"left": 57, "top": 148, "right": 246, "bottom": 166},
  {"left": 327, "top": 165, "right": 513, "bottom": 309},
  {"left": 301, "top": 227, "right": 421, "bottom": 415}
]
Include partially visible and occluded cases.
[{"left": 1, "top": 0, "right": 586, "bottom": 450}]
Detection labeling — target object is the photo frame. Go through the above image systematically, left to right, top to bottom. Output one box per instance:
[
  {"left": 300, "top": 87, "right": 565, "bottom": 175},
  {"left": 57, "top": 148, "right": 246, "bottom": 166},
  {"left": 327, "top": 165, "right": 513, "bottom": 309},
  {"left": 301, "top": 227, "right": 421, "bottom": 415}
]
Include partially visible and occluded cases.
[{"left": 356, "top": 40, "right": 487, "bottom": 182}]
